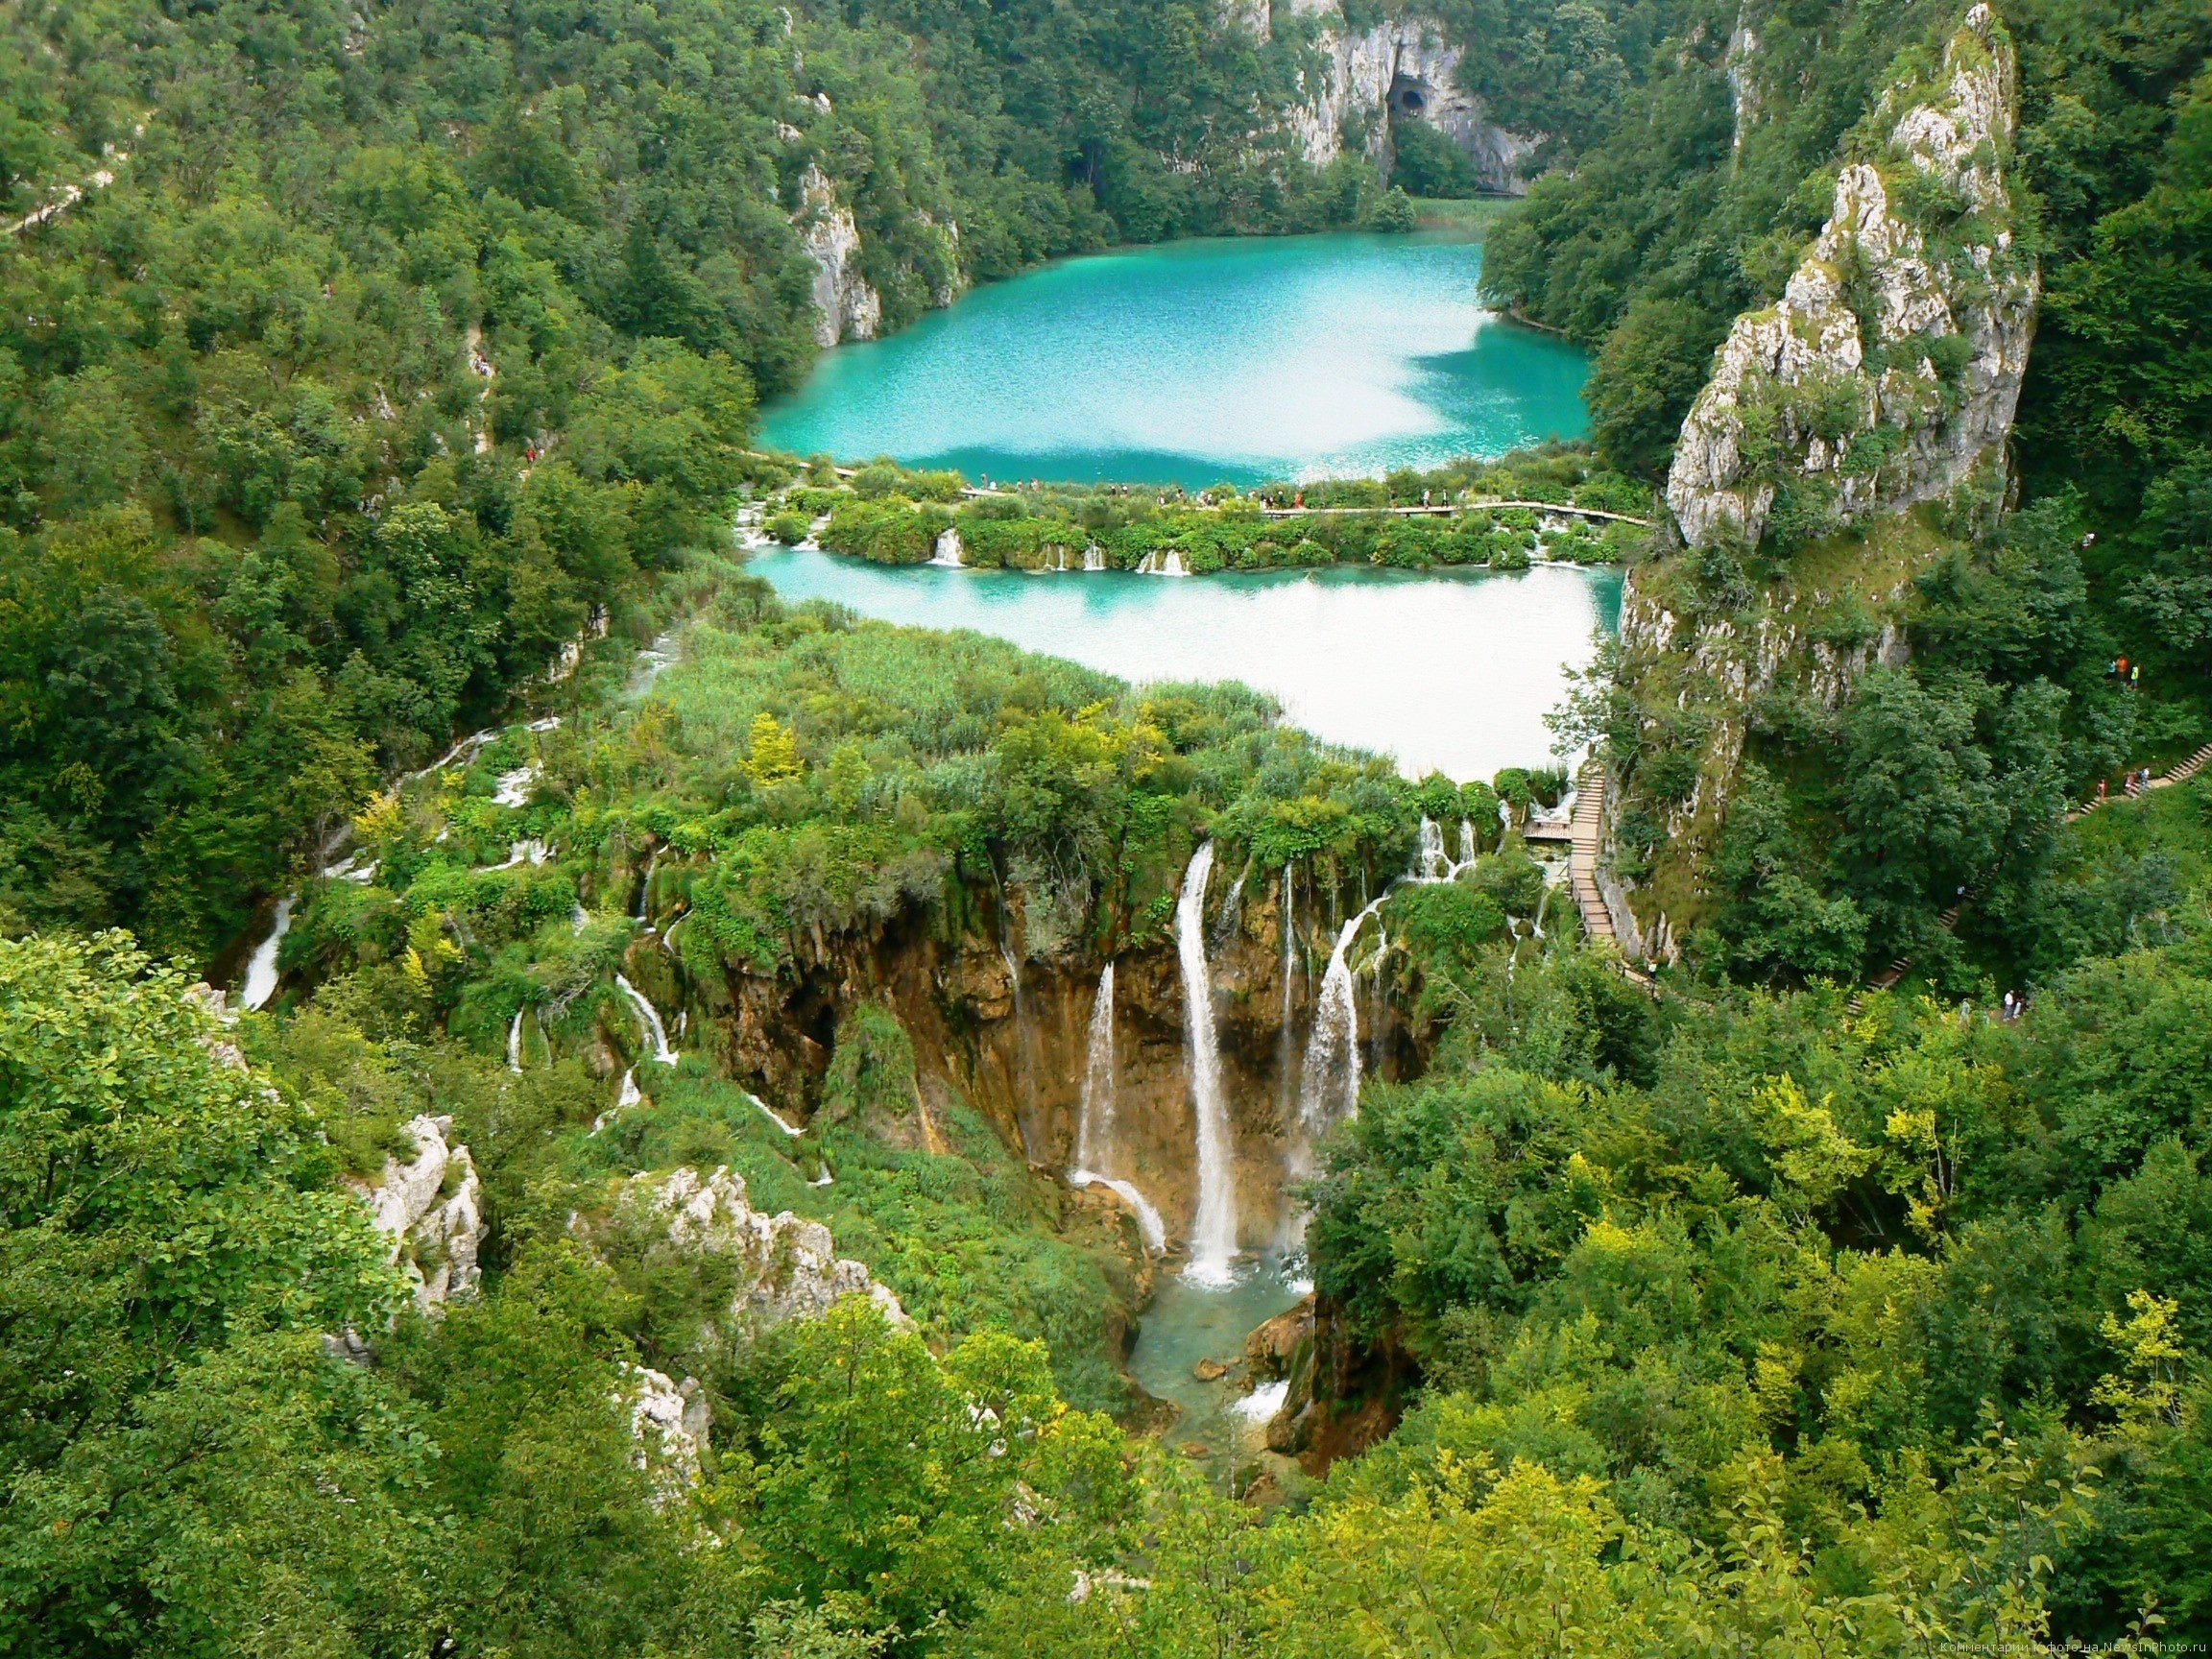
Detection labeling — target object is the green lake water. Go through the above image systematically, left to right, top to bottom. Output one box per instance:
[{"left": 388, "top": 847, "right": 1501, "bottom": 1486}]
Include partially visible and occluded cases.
[
  {"left": 759, "top": 232, "right": 1589, "bottom": 488},
  {"left": 746, "top": 546, "right": 1621, "bottom": 781},
  {"left": 1124, "top": 1256, "right": 1308, "bottom": 1484}
]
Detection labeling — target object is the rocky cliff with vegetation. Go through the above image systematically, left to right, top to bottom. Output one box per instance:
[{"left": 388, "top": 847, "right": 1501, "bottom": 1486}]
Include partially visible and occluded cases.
[
  {"left": 1571, "top": 7, "right": 2072, "bottom": 972},
  {"left": 1665, "top": 7, "right": 2035, "bottom": 549}
]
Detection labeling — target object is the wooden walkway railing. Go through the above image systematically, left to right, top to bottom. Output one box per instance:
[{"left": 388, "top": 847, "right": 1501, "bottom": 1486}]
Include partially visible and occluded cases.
[{"left": 1565, "top": 765, "right": 1654, "bottom": 991}]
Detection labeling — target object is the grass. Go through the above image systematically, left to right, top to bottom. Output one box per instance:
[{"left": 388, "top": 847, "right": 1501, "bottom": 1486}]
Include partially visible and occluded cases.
[{"left": 1408, "top": 196, "right": 1517, "bottom": 238}]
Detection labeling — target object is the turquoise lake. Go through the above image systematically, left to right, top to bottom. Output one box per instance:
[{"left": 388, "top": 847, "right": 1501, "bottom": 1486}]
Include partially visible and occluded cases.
[
  {"left": 759, "top": 232, "right": 1589, "bottom": 488},
  {"left": 746, "top": 547, "right": 1622, "bottom": 781}
]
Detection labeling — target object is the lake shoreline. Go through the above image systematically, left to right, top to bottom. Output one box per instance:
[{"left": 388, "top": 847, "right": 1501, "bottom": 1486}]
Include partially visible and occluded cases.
[{"left": 760, "top": 231, "right": 1590, "bottom": 491}]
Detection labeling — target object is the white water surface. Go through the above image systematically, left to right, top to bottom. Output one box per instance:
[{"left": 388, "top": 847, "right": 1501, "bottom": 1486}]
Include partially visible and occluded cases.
[{"left": 745, "top": 547, "right": 1620, "bottom": 781}]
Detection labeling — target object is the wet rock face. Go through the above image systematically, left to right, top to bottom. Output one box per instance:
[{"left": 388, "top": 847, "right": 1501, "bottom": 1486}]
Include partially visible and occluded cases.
[
  {"left": 1666, "top": 6, "right": 2035, "bottom": 549},
  {"left": 671, "top": 869, "right": 1418, "bottom": 1259},
  {"left": 354, "top": 1114, "right": 484, "bottom": 1310}
]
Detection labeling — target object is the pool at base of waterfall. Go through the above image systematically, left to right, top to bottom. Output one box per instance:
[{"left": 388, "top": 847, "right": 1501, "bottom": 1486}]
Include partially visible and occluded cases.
[{"left": 1125, "top": 1254, "right": 1308, "bottom": 1489}]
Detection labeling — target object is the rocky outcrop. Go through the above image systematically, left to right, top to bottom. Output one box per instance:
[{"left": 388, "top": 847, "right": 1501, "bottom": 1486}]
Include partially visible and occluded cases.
[
  {"left": 1288, "top": 7, "right": 1540, "bottom": 195},
  {"left": 1667, "top": 7, "right": 2034, "bottom": 548},
  {"left": 797, "top": 163, "right": 883, "bottom": 349},
  {"left": 356, "top": 1114, "right": 484, "bottom": 1310},
  {"left": 602, "top": 1165, "right": 910, "bottom": 1334},
  {"left": 622, "top": 1364, "right": 712, "bottom": 1503}
]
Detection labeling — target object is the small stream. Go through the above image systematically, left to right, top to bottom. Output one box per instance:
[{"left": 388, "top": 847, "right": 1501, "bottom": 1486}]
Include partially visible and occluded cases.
[{"left": 1125, "top": 1255, "right": 1307, "bottom": 1485}]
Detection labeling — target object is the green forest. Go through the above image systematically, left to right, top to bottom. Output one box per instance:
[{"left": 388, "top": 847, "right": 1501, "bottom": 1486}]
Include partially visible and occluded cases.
[{"left": 6, "top": 0, "right": 2212, "bottom": 1653}]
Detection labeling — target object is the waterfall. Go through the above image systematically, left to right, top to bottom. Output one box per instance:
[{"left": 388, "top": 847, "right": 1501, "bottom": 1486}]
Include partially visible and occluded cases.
[
  {"left": 930, "top": 527, "right": 964, "bottom": 567},
  {"left": 1083, "top": 544, "right": 1105, "bottom": 571},
  {"left": 1161, "top": 549, "right": 1189, "bottom": 577},
  {"left": 493, "top": 763, "right": 539, "bottom": 807},
  {"left": 1416, "top": 817, "right": 1446, "bottom": 881},
  {"left": 1459, "top": 818, "right": 1479, "bottom": 867},
  {"left": 489, "top": 837, "right": 548, "bottom": 870},
  {"left": 1177, "top": 842, "right": 1238, "bottom": 1284},
  {"left": 634, "top": 850, "right": 659, "bottom": 926},
  {"left": 1211, "top": 865, "right": 1246, "bottom": 951},
  {"left": 240, "top": 896, "right": 297, "bottom": 1011},
  {"left": 1298, "top": 898, "right": 1385, "bottom": 1136},
  {"left": 571, "top": 902, "right": 590, "bottom": 934},
  {"left": 1067, "top": 963, "right": 1169, "bottom": 1254},
  {"left": 1073, "top": 964, "right": 1117, "bottom": 1170},
  {"left": 614, "top": 974, "right": 677, "bottom": 1065},
  {"left": 508, "top": 1008, "right": 525, "bottom": 1073},
  {"left": 617, "top": 1070, "right": 642, "bottom": 1108},
  {"left": 750, "top": 1090, "right": 804, "bottom": 1137},
  {"left": 1071, "top": 1172, "right": 1169, "bottom": 1253}
]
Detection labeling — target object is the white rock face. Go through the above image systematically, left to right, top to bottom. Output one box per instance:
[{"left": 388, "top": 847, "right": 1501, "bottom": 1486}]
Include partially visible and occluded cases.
[
  {"left": 1667, "top": 7, "right": 2035, "bottom": 548},
  {"left": 1288, "top": 9, "right": 1539, "bottom": 194},
  {"left": 798, "top": 163, "right": 883, "bottom": 349},
  {"left": 355, "top": 1114, "right": 484, "bottom": 1310},
  {"left": 613, "top": 1166, "right": 910, "bottom": 1334},
  {"left": 622, "top": 1363, "right": 712, "bottom": 1503}
]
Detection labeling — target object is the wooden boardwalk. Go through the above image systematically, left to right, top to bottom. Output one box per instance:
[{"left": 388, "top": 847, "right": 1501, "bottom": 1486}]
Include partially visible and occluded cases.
[
  {"left": 1260, "top": 500, "right": 1653, "bottom": 528},
  {"left": 1849, "top": 740, "right": 2212, "bottom": 1013},
  {"left": 2067, "top": 740, "right": 2212, "bottom": 822},
  {"left": 1565, "top": 765, "right": 1654, "bottom": 990}
]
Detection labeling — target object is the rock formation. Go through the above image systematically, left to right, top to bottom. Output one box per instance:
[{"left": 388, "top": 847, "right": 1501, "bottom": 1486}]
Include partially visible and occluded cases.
[
  {"left": 1286, "top": 5, "right": 1540, "bottom": 194},
  {"left": 1667, "top": 6, "right": 2035, "bottom": 548},
  {"left": 798, "top": 163, "right": 883, "bottom": 349},
  {"left": 355, "top": 1114, "right": 484, "bottom": 1310},
  {"left": 599, "top": 1165, "right": 910, "bottom": 1335},
  {"left": 622, "top": 1364, "right": 712, "bottom": 1503}
]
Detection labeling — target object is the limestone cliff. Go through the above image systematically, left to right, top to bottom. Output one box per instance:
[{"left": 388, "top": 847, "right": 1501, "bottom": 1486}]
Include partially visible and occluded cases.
[
  {"left": 1286, "top": 5, "right": 1540, "bottom": 195},
  {"left": 1667, "top": 6, "right": 2035, "bottom": 549},
  {"left": 1586, "top": 8, "right": 2041, "bottom": 958},
  {"left": 797, "top": 163, "right": 883, "bottom": 349},
  {"left": 616, "top": 855, "right": 1434, "bottom": 1259},
  {"left": 354, "top": 1113, "right": 485, "bottom": 1310},
  {"left": 588, "top": 1164, "right": 910, "bottom": 1336},
  {"left": 622, "top": 1364, "right": 712, "bottom": 1503}
]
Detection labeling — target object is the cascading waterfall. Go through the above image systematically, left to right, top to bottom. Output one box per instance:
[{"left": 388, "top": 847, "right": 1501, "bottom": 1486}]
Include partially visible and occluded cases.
[
  {"left": 930, "top": 526, "right": 964, "bottom": 567},
  {"left": 1082, "top": 544, "right": 1105, "bottom": 571},
  {"left": 1416, "top": 817, "right": 1446, "bottom": 880},
  {"left": 1460, "top": 818, "right": 1479, "bottom": 867},
  {"left": 1177, "top": 842, "right": 1238, "bottom": 1284},
  {"left": 634, "top": 850, "right": 659, "bottom": 927},
  {"left": 1212, "top": 865, "right": 1247, "bottom": 951},
  {"left": 240, "top": 896, "right": 297, "bottom": 1012},
  {"left": 1298, "top": 897, "right": 1385, "bottom": 1136},
  {"left": 1068, "top": 963, "right": 1167, "bottom": 1253},
  {"left": 1073, "top": 963, "right": 1116, "bottom": 1171},
  {"left": 614, "top": 973, "right": 677, "bottom": 1066},
  {"left": 508, "top": 1008, "right": 526, "bottom": 1073}
]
